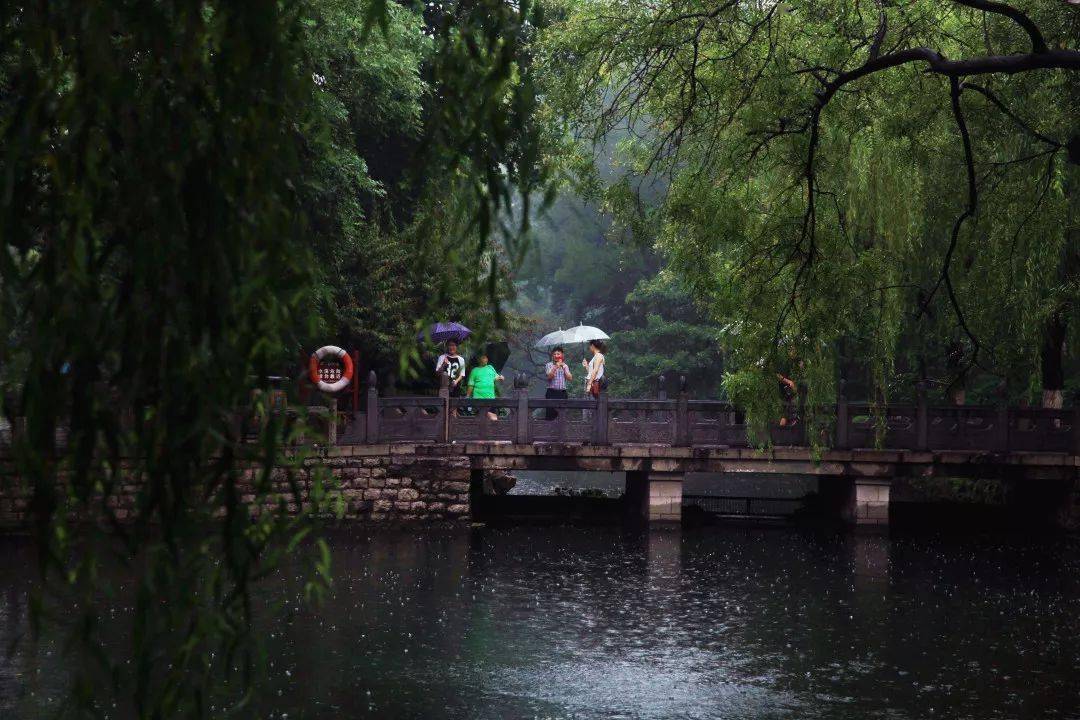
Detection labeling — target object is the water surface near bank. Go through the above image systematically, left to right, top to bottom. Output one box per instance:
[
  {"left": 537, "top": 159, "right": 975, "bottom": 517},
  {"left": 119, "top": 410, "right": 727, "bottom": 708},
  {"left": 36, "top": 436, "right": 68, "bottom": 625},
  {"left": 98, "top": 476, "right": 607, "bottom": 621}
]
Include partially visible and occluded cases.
[{"left": 3, "top": 527, "right": 1080, "bottom": 719}]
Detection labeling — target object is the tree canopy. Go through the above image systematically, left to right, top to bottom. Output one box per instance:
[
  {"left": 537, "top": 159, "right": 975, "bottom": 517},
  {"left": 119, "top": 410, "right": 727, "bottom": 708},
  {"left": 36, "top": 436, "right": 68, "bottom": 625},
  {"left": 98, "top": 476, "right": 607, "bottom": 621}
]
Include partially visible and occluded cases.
[
  {"left": 0, "top": 0, "right": 550, "bottom": 715},
  {"left": 540, "top": 0, "right": 1080, "bottom": 417}
]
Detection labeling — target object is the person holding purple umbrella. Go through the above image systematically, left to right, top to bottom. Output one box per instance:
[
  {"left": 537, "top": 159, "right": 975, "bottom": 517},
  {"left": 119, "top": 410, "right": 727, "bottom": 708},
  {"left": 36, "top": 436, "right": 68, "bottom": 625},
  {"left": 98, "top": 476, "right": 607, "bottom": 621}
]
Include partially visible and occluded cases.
[
  {"left": 420, "top": 321, "right": 471, "bottom": 344},
  {"left": 435, "top": 340, "right": 466, "bottom": 400}
]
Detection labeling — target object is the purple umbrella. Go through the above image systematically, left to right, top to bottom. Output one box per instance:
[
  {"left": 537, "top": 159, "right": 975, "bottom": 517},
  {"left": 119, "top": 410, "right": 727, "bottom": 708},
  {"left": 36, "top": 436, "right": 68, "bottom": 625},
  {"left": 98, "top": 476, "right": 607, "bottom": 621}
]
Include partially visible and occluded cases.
[{"left": 418, "top": 321, "right": 472, "bottom": 343}]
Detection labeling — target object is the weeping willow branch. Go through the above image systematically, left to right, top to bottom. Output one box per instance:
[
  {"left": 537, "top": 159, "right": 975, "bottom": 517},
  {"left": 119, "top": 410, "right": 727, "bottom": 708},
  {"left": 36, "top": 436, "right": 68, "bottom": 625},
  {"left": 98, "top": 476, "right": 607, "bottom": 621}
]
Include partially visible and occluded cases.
[
  {"left": 951, "top": 0, "right": 1048, "bottom": 54},
  {"left": 776, "top": 2, "right": 1078, "bottom": 347},
  {"left": 938, "top": 77, "right": 982, "bottom": 366},
  {"left": 962, "top": 83, "right": 1063, "bottom": 148}
]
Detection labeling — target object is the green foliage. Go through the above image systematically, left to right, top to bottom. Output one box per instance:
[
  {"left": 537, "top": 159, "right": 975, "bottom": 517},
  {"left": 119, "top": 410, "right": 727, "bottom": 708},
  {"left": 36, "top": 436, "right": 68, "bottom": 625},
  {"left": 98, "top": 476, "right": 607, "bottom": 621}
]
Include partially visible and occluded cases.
[
  {"left": 0, "top": 0, "right": 554, "bottom": 715},
  {"left": 296, "top": 0, "right": 431, "bottom": 371},
  {"left": 300, "top": 0, "right": 559, "bottom": 380},
  {"left": 424, "top": 0, "right": 553, "bottom": 243},
  {"left": 540, "top": 0, "right": 1080, "bottom": 419},
  {"left": 1, "top": 3, "right": 331, "bottom": 715},
  {"left": 513, "top": 139, "right": 725, "bottom": 397},
  {"left": 606, "top": 272, "right": 725, "bottom": 398},
  {"left": 721, "top": 370, "right": 781, "bottom": 446}
]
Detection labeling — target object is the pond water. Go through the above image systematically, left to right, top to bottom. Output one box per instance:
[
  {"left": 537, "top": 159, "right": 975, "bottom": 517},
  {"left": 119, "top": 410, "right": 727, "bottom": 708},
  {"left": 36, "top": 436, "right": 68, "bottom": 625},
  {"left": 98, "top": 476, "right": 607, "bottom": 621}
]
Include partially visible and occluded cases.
[{"left": 3, "top": 527, "right": 1080, "bottom": 719}]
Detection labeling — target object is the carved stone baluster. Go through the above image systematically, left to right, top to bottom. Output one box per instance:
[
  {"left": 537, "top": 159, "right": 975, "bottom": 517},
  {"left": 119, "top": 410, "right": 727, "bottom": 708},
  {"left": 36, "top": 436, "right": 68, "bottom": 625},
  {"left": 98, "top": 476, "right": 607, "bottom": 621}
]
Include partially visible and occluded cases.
[
  {"left": 439, "top": 373, "right": 450, "bottom": 443},
  {"left": 515, "top": 373, "right": 529, "bottom": 444},
  {"left": 675, "top": 376, "right": 689, "bottom": 447},
  {"left": 835, "top": 379, "right": 849, "bottom": 450},
  {"left": 916, "top": 380, "right": 928, "bottom": 451},
  {"left": 996, "top": 381, "right": 1009, "bottom": 452},
  {"left": 797, "top": 384, "right": 808, "bottom": 447},
  {"left": 593, "top": 389, "right": 609, "bottom": 445},
  {"left": 479, "top": 401, "right": 490, "bottom": 441},
  {"left": 1072, "top": 404, "right": 1080, "bottom": 456}
]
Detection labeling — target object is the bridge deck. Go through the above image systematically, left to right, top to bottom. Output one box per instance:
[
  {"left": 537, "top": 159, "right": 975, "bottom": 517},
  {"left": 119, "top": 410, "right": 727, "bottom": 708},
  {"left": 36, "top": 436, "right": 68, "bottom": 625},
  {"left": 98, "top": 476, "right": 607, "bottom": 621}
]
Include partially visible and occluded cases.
[{"left": 332, "top": 440, "right": 1079, "bottom": 480}]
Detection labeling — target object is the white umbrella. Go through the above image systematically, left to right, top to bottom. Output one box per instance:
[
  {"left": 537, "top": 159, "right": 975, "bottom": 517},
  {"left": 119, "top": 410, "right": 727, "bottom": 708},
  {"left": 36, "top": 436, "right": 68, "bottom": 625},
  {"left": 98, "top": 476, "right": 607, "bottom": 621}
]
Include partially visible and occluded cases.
[
  {"left": 555, "top": 324, "right": 610, "bottom": 392},
  {"left": 559, "top": 324, "right": 609, "bottom": 345},
  {"left": 534, "top": 328, "right": 567, "bottom": 349}
]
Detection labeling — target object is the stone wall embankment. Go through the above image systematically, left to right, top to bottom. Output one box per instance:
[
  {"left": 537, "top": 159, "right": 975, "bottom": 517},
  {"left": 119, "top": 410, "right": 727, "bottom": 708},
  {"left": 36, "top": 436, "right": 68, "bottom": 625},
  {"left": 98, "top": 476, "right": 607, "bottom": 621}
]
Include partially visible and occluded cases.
[
  {"left": 0, "top": 447, "right": 474, "bottom": 530},
  {"left": 315, "top": 449, "right": 472, "bottom": 522}
]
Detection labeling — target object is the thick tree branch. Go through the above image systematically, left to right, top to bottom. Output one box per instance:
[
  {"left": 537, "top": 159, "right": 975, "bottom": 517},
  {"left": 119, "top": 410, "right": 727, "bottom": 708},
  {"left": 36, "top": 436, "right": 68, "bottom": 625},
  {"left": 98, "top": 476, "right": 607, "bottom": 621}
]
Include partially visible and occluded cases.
[
  {"left": 951, "top": 0, "right": 1048, "bottom": 53},
  {"left": 868, "top": 3, "right": 887, "bottom": 61},
  {"left": 815, "top": 48, "right": 1080, "bottom": 110},
  {"left": 919, "top": 79, "right": 982, "bottom": 361}
]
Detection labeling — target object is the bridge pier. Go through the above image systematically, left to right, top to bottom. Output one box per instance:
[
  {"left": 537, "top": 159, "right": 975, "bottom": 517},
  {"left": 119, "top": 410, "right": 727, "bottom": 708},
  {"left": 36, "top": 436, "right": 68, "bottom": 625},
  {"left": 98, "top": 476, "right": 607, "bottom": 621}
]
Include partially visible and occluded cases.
[
  {"left": 626, "top": 470, "right": 683, "bottom": 524},
  {"left": 820, "top": 477, "right": 892, "bottom": 528},
  {"left": 850, "top": 479, "right": 891, "bottom": 527}
]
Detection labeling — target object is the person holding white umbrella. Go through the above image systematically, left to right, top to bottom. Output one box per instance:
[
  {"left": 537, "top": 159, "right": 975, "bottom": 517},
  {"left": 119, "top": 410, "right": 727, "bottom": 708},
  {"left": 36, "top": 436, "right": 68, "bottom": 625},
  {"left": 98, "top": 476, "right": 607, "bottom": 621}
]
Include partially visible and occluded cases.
[
  {"left": 535, "top": 323, "right": 610, "bottom": 397},
  {"left": 560, "top": 324, "right": 610, "bottom": 397},
  {"left": 583, "top": 338, "right": 607, "bottom": 398}
]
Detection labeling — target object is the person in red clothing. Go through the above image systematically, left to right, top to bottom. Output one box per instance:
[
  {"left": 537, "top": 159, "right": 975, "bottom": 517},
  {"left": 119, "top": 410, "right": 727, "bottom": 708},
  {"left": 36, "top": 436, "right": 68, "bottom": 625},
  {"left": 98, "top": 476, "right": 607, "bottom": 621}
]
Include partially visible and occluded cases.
[{"left": 544, "top": 346, "right": 572, "bottom": 420}]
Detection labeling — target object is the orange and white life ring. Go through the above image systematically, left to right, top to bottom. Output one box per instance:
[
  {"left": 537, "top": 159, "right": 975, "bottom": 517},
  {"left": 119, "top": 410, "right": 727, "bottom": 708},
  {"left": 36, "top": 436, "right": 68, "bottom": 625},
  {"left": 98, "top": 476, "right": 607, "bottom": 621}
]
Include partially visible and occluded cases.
[{"left": 308, "top": 345, "right": 354, "bottom": 393}]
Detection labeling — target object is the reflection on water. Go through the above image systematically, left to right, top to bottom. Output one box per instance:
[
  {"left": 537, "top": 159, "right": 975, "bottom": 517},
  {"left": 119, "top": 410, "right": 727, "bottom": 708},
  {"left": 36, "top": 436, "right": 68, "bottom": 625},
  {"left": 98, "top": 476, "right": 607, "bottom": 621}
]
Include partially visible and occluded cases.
[
  {"left": 511, "top": 470, "right": 625, "bottom": 496},
  {"left": 511, "top": 472, "right": 818, "bottom": 499},
  {"left": 3, "top": 527, "right": 1080, "bottom": 718}
]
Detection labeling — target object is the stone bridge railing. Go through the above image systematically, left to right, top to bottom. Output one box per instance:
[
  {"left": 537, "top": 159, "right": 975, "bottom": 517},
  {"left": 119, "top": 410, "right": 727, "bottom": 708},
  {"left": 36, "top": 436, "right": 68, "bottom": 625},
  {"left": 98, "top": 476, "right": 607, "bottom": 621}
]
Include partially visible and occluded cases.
[{"left": 338, "top": 373, "right": 1080, "bottom": 454}]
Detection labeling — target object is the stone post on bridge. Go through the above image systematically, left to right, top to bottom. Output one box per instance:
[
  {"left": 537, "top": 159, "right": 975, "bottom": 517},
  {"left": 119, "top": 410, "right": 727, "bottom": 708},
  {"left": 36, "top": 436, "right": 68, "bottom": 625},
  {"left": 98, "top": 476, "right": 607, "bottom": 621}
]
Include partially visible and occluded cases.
[
  {"left": 439, "top": 372, "right": 450, "bottom": 443},
  {"left": 515, "top": 373, "right": 530, "bottom": 444},
  {"left": 675, "top": 376, "right": 689, "bottom": 447},
  {"left": 835, "top": 380, "right": 849, "bottom": 450},
  {"left": 916, "top": 381, "right": 928, "bottom": 450},
  {"left": 592, "top": 388, "right": 609, "bottom": 444},
  {"left": 1072, "top": 404, "right": 1080, "bottom": 456}
]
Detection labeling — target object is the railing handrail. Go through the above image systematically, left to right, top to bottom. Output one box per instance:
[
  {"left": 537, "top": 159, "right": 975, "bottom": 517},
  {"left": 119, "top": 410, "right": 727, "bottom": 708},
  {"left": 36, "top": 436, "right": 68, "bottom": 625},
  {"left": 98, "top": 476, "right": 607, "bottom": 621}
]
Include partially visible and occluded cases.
[
  {"left": 343, "top": 373, "right": 1080, "bottom": 454},
  {"left": 378, "top": 397, "right": 447, "bottom": 407},
  {"left": 448, "top": 397, "right": 519, "bottom": 407},
  {"left": 525, "top": 398, "right": 598, "bottom": 409},
  {"left": 607, "top": 399, "right": 679, "bottom": 411},
  {"left": 685, "top": 400, "right": 738, "bottom": 409}
]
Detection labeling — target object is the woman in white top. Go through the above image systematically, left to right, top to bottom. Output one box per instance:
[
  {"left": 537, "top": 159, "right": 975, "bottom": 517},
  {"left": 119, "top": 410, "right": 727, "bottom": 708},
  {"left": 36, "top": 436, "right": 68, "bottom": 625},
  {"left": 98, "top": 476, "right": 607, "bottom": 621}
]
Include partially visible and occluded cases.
[{"left": 582, "top": 339, "right": 606, "bottom": 398}]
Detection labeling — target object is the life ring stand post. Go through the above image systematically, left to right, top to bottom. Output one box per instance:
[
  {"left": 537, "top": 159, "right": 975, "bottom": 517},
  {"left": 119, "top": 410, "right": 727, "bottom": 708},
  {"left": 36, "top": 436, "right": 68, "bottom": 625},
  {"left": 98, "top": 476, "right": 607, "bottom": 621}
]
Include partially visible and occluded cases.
[{"left": 350, "top": 350, "right": 360, "bottom": 412}]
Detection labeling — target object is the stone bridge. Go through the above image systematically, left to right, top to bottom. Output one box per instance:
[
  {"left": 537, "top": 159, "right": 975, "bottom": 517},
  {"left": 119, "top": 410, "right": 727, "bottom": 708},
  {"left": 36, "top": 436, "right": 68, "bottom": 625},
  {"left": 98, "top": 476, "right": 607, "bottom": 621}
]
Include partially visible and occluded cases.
[
  {"left": 315, "top": 375, "right": 1080, "bottom": 528},
  {"left": 1, "top": 377, "right": 1077, "bottom": 530}
]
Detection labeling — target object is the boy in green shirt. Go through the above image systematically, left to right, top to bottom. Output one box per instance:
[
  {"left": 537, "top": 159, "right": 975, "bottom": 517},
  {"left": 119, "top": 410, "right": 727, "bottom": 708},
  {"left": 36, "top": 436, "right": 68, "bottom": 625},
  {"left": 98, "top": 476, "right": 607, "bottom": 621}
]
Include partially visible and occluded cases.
[
  {"left": 466, "top": 354, "right": 504, "bottom": 420},
  {"left": 466, "top": 354, "right": 503, "bottom": 399}
]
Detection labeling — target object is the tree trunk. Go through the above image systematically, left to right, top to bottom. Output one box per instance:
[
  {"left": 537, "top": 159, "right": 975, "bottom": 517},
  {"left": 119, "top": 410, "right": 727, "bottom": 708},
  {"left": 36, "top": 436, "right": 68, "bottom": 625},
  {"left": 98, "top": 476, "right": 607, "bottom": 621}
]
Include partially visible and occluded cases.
[
  {"left": 1043, "top": 156, "right": 1079, "bottom": 408},
  {"left": 1040, "top": 310, "right": 1065, "bottom": 409}
]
